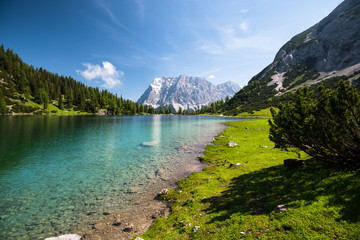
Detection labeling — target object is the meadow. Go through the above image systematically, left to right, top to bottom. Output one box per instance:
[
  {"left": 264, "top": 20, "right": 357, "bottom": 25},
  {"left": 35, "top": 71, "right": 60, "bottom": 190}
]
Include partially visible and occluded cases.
[{"left": 138, "top": 120, "right": 360, "bottom": 239}]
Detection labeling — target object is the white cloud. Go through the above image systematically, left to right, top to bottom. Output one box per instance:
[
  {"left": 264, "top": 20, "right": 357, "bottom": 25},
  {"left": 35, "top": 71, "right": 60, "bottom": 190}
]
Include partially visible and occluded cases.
[
  {"left": 239, "top": 9, "right": 249, "bottom": 14},
  {"left": 240, "top": 19, "right": 249, "bottom": 31},
  {"left": 77, "top": 61, "right": 123, "bottom": 89},
  {"left": 208, "top": 74, "right": 216, "bottom": 79}
]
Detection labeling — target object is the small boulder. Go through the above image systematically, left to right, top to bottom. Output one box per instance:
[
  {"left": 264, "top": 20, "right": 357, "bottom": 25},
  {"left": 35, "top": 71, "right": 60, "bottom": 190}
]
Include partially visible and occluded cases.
[
  {"left": 228, "top": 141, "right": 238, "bottom": 147},
  {"left": 157, "top": 188, "right": 169, "bottom": 199},
  {"left": 159, "top": 188, "right": 169, "bottom": 195},
  {"left": 274, "top": 204, "right": 287, "bottom": 213},
  {"left": 123, "top": 224, "right": 134, "bottom": 232},
  {"left": 45, "top": 234, "right": 82, "bottom": 240},
  {"left": 135, "top": 238, "right": 144, "bottom": 240}
]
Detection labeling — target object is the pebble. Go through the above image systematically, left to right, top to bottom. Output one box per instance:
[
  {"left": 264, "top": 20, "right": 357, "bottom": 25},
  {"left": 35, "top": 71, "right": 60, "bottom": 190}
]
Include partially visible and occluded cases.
[
  {"left": 274, "top": 204, "right": 287, "bottom": 213},
  {"left": 103, "top": 211, "right": 113, "bottom": 215},
  {"left": 113, "top": 220, "right": 122, "bottom": 227},
  {"left": 193, "top": 226, "right": 201, "bottom": 232}
]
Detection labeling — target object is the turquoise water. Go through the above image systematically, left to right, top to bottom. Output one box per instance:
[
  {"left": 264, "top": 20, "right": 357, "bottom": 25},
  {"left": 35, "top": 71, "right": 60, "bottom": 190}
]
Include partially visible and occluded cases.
[{"left": 0, "top": 115, "right": 241, "bottom": 239}]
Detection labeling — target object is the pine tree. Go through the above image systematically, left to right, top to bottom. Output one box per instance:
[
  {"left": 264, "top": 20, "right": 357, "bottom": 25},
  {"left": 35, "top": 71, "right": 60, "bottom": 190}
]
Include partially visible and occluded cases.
[
  {"left": 39, "top": 88, "right": 49, "bottom": 110},
  {"left": 0, "top": 89, "right": 7, "bottom": 114},
  {"left": 66, "top": 89, "right": 73, "bottom": 109},
  {"left": 58, "top": 93, "right": 63, "bottom": 110}
]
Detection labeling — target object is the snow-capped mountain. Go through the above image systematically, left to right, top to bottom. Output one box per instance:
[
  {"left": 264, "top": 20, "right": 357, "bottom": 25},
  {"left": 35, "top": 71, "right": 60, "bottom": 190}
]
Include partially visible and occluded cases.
[{"left": 137, "top": 75, "right": 240, "bottom": 111}]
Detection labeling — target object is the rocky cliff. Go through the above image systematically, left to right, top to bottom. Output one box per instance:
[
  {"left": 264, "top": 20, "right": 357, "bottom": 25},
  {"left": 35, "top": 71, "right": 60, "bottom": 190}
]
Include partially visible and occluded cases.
[
  {"left": 225, "top": 0, "right": 360, "bottom": 112},
  {"left": 138, "top": 75, "right": 240, "bottom": 111}
]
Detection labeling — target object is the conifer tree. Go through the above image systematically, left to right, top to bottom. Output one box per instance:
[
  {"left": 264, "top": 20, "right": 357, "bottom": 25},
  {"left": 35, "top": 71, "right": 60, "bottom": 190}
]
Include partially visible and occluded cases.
[
  {"left": 0, "top": 89, "right": 7, "bottom": 114},
  {"left": 58, "top": 93, "right": 63, "bottom": 110}
]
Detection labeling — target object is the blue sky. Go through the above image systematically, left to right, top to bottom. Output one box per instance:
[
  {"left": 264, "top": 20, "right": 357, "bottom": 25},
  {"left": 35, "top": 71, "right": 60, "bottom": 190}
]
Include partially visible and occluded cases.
[{"left": 0, "top": 0, "right": 343, "bottom": 100}]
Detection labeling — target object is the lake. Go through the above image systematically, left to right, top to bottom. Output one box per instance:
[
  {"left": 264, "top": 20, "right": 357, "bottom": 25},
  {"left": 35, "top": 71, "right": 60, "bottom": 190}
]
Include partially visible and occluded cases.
[{"left": 0, "top": 115, "right": 243, "bottom": 239}]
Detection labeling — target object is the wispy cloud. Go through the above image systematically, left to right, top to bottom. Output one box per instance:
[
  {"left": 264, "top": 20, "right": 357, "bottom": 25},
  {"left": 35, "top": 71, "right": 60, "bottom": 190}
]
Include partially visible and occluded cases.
[
  {"left": 96, "top": 0, "right": 129, "bottom": 31},
  {"left": 134, "top": 0, "right": 145, "bottom": 24},
  {"left": 240, "top": 19, "right": 250, "bottom": 31},
  {"left": 221, "top": 28, "right": 281, "bottom": 51},
  {"left": 196, "top": 40, "right": 224, "bottom": 55},
  {"left": 77, "top": 61, "right": 123, "bottom": 89},
  {"left": 200, "top": 67, "right": 223, "bottom": 76}
]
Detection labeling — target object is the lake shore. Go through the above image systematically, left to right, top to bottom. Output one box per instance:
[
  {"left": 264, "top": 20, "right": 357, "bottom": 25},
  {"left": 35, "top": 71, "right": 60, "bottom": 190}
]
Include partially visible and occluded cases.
[{"left": 64, "top": 122, "right": 229, "bottom": 240}]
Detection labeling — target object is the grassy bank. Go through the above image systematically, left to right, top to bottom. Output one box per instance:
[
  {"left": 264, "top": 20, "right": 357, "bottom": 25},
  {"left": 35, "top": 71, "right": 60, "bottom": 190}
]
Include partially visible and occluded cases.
[{"left": 136, "top": 120, "right": 360, "bottom": 239}]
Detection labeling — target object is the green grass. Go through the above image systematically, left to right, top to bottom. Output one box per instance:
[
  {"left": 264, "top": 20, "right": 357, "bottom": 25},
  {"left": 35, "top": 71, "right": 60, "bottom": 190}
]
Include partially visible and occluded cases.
[
  {"left": 24, "top": 99, "right": 91, "bottom": 115},
  {"left": 236, "top": 108, "right": 274, "bottom": 118},
  {"left": 136, "top": 120, "right": 360, "bottom": 239}
]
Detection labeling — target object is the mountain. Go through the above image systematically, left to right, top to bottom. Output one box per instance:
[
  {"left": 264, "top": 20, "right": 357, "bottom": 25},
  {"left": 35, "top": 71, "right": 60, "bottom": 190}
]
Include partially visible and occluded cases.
[
  {"left": 225, "top": 0, "right": 360, "bottom": 113},
  {"left": 138, "top": 75, "right": 240, "bottom": 111}
]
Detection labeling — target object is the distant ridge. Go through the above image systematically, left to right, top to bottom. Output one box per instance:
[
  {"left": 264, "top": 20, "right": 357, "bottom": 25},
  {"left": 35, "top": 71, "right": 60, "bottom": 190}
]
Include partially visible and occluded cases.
[{"left": 138, "top": 75, "right": 240, "bottom": 111}]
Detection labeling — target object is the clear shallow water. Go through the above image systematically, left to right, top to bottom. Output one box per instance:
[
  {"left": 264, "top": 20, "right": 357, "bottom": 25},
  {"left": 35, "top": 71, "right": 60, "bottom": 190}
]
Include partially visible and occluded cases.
[{"left": 0, "top": 115, "right": 242, "bottom": 239}]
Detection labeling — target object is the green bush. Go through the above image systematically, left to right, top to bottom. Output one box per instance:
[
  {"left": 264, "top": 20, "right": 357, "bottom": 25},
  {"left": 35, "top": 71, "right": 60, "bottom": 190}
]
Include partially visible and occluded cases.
[{"left": 269, "top": 81, "right": 360, "bottom": 166}]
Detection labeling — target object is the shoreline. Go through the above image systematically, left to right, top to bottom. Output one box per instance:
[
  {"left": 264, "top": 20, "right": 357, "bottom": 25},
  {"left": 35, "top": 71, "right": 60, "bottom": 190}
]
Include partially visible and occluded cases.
[{"left": 58, "top": 122, "right": 230, "bottom": 240}]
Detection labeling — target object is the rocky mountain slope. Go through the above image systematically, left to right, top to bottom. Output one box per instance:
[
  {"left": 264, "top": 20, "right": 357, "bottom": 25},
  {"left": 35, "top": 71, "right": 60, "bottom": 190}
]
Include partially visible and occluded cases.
[
  {"left": 225, "top": 0, "right": 360, "bottom": 113},
  {"left": 138, "top": 75, "right": 240, "bottom": 111}
]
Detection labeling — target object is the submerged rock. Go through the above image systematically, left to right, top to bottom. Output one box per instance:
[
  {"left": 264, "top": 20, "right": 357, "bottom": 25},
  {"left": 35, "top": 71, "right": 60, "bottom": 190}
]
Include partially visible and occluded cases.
[
  {"left": 141, "top": 140, "right": 159, "bottom": 147},
  {"left": 155, "top": 169, "right": 165, "bottom": 176},
  {"left": 127, "top": 187, "right": 140, "bottom": 194}
]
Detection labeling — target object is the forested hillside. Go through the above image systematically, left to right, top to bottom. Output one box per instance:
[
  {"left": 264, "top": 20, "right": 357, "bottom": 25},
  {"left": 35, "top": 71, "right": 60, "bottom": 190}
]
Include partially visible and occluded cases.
[{"left": 0, "top": 45, "right": 155, "bottom": 115}]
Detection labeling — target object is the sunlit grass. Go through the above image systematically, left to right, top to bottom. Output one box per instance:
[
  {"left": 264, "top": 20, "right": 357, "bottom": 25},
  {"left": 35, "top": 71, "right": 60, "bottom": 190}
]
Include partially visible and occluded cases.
[{"left": 137, "top": 120, "right": 360, "bottom": 239}]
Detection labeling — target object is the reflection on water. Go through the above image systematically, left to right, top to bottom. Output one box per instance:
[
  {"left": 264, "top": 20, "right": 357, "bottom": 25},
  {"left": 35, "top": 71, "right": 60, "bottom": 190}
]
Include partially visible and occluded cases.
[{"left": 0, "top": 115, "right": 242, "bottom": 239}]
